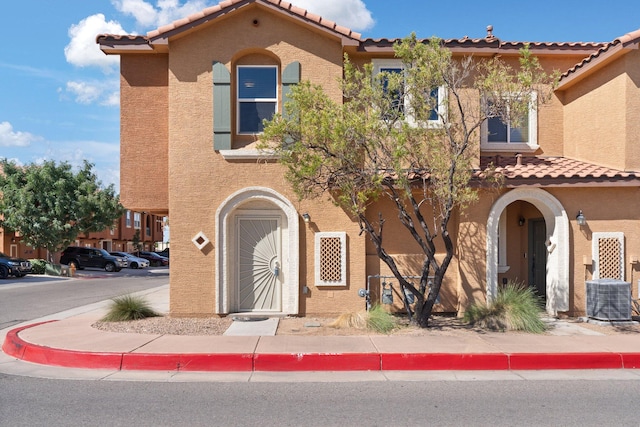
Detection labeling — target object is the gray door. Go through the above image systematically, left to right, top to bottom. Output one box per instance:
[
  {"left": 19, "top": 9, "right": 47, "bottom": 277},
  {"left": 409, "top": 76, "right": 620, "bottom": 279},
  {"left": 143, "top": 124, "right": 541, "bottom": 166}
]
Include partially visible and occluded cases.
[
  {"left": 237, "top": 217, "right": 282, "bottom": 312},
  {"left": 528, "top": 218, "right": 547, "bottom": 300}
]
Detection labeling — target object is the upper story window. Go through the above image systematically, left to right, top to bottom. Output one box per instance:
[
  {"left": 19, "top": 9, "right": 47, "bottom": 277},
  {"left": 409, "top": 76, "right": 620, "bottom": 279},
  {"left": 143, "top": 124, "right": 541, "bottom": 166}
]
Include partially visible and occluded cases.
[
  {"left": 372, "top": 59, "right": 444, "bottom": 127},
  {"left": 237, "top": 65, "right": 278, "bottom": 134},
  {"left": 481, "top": 92, "right": 538, "bottom": 152},
  {"left": 125, "top": 210, "right": 131, "bottom": 228},
  {"left": 133, "top": 212, "right": 141, "bottom": 229}
]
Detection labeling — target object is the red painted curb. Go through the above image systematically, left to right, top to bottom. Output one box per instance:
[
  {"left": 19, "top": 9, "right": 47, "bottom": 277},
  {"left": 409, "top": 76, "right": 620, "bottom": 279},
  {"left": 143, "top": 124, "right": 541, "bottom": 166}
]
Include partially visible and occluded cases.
[
  {"left": 2, "top": 321, "right": 57, "bottom": 360},
  {"left": 3, "top": 321, "right": 123, "bottom": 369},
  {"left": 6, "top": 322, "right": 640, "bottom": 372},
  {"left": 23, "top": 345, "right": 124, "bottom": 369},
  {"left": 121, "top": 353, "right": 254, "bottom": 371},
  {"left": 253, "top": 353, "right": 381, "bottom": 371},
  {"left": 382, "top": 353, "right": 510, "bottom": 370},
  {"left": 508, "top": 353, "right": 623, "bottom": 370},
  {"left": 621, "top": 353, "right": 640, "bottom": 369}
]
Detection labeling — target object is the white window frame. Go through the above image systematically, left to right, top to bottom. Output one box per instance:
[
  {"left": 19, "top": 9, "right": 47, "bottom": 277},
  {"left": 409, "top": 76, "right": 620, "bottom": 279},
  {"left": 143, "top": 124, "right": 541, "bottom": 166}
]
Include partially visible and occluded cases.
[
  {"left": 372, "top": 59, "right": 445, "bottom": 128},
  {"left": 236, "top": 65, "right": 278, "bottom": 135},
  {"left": 481, "top": 92, "right": 539, "bottom": 152},
  {"left": 125, "top": 210, "right": 131, "bottom": 228},
  {"left": 133, "top": 212, "right": 141, "bottom": 229},
  {"left": 314, "top": 232, "right": 347, "bottom": 287}
]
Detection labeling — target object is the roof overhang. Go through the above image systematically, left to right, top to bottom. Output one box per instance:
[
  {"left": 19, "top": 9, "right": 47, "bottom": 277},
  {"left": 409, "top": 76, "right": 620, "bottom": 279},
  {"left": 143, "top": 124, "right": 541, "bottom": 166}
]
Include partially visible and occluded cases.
[
  {"left": 98, "top": 0, "right": 361, "bottom": 56},
  {"left": 558, "top": 29, "right": 640, "bottom": 91}
]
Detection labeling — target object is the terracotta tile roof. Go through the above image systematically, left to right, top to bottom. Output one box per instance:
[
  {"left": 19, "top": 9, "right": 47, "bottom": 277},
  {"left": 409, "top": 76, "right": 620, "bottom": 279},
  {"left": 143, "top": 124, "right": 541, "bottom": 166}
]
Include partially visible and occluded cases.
[
  {"left": 98, "top": 0, "right": 361, "bottom": 49},
  {"left": 149, "top": 0, "right": 361, "bottom": 41},
  {"left": 360, "top": 26, "right": 604, "bottom": 54},
  {"left": 559, "top": 28, "right": 640, "bottom": 86},
  {"left": 478, "top": 156, "right": 640, "bottom": 185}
]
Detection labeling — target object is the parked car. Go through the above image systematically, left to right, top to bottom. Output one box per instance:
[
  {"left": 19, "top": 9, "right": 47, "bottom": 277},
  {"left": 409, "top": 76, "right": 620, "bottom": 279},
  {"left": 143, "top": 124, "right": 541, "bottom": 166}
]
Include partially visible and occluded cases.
[
  {"left": 60, "top": 247, "right": 125, "bottom": 272},
  {"left": 155, "top": 248, "right": 169, "bottom": 259},
  {"left": 109, "top": 251, "right": 150, "bottom": 269},
  {"left": 132, "top": 251, "right": 169, "bottom": 267},
  {"left": 0, "top": 252, "right": 32, "bottom": 279}
]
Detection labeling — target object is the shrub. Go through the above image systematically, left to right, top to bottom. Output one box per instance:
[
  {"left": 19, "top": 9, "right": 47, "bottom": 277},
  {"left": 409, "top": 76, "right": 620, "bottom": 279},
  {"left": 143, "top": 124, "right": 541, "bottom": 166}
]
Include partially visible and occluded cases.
[
  {"left": 29, "top": 259, "right": 48, "bottom": 275},
  {"left": 464, "top": 281, "right": 547, "bottom": 333},
  {"left": 101, "top": 294, "right": 160, "bottom": 322},
  {"left": 329, "top": 305, "right": 397, "bottom": 334},
  {"left": 366, "top": 305, "right": 397, "bottom": 334}
]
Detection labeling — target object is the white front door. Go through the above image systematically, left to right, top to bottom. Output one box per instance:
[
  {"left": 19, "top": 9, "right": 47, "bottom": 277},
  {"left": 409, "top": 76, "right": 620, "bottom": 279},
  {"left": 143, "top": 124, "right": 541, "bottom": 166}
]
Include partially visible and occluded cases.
[{"left": 237, "top": 217, "right": 282, "bottom": 312}]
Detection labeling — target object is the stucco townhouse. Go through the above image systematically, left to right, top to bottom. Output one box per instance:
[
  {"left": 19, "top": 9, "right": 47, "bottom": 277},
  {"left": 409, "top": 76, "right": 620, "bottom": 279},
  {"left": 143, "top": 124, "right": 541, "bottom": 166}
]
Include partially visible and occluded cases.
[{"left": 97, "top": 0, "right": 640, "bottom": 319}]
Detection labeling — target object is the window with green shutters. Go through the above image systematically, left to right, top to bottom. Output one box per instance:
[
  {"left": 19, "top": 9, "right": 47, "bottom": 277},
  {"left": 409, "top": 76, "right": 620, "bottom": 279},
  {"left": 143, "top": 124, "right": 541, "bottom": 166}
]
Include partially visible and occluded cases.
[{"left": 212, "top": 60, "right": 300, "bottom": 151}]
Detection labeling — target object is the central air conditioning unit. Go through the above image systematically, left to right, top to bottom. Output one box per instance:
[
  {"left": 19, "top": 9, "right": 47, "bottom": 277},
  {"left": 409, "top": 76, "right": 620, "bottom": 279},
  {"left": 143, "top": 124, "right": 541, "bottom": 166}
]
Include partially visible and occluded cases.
[{"left": 586, "top": 279, "right": 631, "bottom": 321}]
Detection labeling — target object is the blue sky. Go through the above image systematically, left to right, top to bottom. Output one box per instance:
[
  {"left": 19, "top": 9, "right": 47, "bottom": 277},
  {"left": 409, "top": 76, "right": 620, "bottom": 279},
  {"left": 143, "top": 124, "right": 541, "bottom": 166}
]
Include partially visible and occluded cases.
[{"left": 2, "top": 0, "right": 640, "bottom": 192}]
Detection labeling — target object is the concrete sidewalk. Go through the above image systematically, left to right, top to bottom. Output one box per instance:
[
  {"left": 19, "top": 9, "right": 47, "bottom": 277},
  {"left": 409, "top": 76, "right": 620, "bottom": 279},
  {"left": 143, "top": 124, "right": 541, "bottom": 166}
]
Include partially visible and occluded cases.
[{"left": 3, "top": 284, "right": 640, "bottom": 375}]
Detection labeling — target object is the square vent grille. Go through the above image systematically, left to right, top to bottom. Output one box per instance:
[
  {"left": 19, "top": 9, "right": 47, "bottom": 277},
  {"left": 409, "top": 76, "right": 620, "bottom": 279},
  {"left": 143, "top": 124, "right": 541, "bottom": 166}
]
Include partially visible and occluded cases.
[{"left": 586, "top": 279, "right": 631, "bottom": 321}]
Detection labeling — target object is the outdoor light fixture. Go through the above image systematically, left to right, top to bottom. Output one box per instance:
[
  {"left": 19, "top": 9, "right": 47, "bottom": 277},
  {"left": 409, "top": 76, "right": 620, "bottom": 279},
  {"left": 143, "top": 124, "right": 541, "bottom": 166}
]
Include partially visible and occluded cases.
[
  {"left": 576, "top": 210, "right": 586, "bottom": 226},
  {"left": 302, "top": 213, "right": 310, "bottom": 223},
  {"left": 518, "top": 216, "right": 525, "bottom": 227}
]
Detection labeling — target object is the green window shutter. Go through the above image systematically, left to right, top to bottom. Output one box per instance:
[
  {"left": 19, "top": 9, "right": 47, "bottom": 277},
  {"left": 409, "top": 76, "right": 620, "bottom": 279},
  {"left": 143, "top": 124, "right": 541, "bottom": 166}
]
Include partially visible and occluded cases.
[
  {"left": 213, "top": 61, "right": 231, "bottom": 150},
  {"left": 282, "top": 61, "right": 300, "bottom": 119}
]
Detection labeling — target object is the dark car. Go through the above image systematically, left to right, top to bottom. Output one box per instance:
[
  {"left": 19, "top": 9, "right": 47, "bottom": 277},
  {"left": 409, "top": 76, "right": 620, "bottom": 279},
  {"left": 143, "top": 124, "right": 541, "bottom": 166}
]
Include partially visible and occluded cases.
[
  {"left": 60, "top": 247, "right": 125, "bottom": 272},
  {"left": 155, "top": 248, "right": 169, "bottom": 259},
  {"left": 132, "top": 251, "right": 169, "bottom": 267},
  {"left": 0, "top": 252, "right": 32, "bottom": 279}
]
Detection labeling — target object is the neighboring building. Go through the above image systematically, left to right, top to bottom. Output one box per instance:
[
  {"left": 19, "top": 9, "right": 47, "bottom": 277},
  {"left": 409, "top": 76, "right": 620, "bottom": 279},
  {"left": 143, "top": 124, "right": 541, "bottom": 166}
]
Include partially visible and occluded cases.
[
  {"left": 98, "top": 0, "right": 640, "bottom": 318},
  {"left": 0, "top": 210, "right": 165, "bottom": 261}
]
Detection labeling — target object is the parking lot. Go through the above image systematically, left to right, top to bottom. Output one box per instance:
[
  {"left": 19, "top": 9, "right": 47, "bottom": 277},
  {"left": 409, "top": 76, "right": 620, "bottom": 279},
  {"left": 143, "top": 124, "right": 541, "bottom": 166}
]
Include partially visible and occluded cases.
[{"left": 70, "top": 266, "right": 169, "bottom": 279}]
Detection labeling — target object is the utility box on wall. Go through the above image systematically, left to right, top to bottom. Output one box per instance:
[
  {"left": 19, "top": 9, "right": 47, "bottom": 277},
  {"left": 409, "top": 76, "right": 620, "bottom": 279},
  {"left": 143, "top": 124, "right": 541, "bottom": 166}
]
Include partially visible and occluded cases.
[{"left": 586, "top": 279, "right": 631, "bottom": 321}]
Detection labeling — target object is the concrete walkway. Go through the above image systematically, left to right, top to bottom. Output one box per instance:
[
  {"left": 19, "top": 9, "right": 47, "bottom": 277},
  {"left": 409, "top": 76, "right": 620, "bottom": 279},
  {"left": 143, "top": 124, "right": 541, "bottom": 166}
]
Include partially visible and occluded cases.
[{"left": 3, "top": 284, "right": 640, "bottom": 377}]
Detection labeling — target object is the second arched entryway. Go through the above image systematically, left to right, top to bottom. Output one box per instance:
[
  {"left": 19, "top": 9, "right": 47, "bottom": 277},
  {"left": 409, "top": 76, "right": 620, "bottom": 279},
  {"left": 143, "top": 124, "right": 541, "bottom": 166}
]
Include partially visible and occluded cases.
[{"left": 486, "top": 188, "right": 569, "bottom": 315}]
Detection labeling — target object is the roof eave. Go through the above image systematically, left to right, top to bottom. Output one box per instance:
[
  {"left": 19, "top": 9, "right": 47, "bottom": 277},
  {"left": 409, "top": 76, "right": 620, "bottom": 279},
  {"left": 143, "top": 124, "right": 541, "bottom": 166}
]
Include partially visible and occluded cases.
[
  {"left": 146, "top": 0, "right": 361, "bottom": 46},
  {"left": 97, "top": 35, "right": 168, "bottom": 54},
  {"left": 557, "top": 44, "right": 637, "bottom": 90}
]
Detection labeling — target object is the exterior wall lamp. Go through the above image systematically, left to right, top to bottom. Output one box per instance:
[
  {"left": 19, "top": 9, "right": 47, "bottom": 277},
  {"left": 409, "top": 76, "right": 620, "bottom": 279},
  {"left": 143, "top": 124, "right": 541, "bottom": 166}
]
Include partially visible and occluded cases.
[
  {"left": 576, "top": 210, "right": 586, "bottom": 226},
  {"left": 302, "top": 213, "right": 310, "bottom": 223},
  {"left": 518, "top": 216, "right": 525, "bottom": 227}
]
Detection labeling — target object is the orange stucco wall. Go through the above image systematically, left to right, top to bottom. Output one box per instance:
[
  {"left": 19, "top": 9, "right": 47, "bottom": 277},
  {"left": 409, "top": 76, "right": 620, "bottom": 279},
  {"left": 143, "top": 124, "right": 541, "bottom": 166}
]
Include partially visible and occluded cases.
[
  {"left": 163, "top": 5, "right": 363, "bottom": 317},
  {"left": 561, "top": 50, "right": 640, "bottom": 172},
  {"left": 120, "top": 54, "right": 169, "bottom": 214}
]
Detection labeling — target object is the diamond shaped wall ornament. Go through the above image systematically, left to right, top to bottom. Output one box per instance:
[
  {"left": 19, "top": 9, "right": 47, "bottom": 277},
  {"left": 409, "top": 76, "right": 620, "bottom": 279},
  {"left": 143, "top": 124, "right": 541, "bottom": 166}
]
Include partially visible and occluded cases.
[{"left": 192, "top": 231, "right": 210, "bottom": 250}]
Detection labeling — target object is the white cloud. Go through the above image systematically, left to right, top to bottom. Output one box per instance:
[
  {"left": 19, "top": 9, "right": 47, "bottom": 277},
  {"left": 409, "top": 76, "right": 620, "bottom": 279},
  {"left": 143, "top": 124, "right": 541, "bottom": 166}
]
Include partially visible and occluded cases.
[
  {"left": 111, "top": 0, "right": 209, "bottom": 28},
  {"left": 289, "top": 0, "right": 375, "bottom": 32},
  {"left": 64, "top": 13, "right": 128, "bottom": 73},
  {"left": 65, "top": 80, "right": 120, "bottom": 106},
  {"left": 66, "top": 81, "right": 102, "bottom": 104},
  {"left": 0, "top": 122, "right": 41, "bottom": 147}
]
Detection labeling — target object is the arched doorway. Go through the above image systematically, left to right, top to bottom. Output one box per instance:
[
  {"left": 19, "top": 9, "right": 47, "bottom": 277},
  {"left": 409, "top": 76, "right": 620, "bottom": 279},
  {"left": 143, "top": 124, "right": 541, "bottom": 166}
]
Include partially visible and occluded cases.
[
  {"left": 215, "top": 187, "right": 300, "bottom": 315},
  {"left": 487, "top": 188, "right": 569, "bottom": 315}
]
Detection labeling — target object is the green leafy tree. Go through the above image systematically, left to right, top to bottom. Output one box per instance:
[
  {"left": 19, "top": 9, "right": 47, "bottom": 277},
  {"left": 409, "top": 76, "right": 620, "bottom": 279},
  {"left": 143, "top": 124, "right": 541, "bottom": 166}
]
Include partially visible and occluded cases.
[
  {"left": 262, "top": 34, "right": 558, "bottom": 327},
  {"left": 0, "top": 159, "right": 124, "bottom": 260},
  {"left": 132, "top": 229, "right": 142, "bottom": 252}
]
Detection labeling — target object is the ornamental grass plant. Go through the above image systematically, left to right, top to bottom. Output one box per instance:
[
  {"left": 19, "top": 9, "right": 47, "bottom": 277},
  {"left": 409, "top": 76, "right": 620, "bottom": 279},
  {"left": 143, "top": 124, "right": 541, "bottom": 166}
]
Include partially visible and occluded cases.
[
  {"left": 464, "top": 281, "right": 547, "bottom": 333},
  {"left": 101, "top": 294, "right": 160, "bottom": 322},
  {"left": 329, "top": 305, "right": 398, "bottom": 334}
]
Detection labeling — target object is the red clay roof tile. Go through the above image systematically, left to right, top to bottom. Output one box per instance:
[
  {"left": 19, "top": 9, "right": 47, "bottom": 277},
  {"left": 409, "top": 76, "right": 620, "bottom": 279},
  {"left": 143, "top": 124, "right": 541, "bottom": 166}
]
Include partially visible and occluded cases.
[
  {"left": 144, "top": 0, "right": 362, "bottom": 41},
  {"left": 479, "top": 156, "right": 640, "bottom": 182}
]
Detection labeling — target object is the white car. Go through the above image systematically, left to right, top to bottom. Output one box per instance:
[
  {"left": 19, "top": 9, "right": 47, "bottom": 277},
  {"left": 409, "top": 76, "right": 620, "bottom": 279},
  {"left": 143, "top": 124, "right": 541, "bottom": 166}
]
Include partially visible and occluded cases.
[{"left": 109, "top": 251, "right": 150, "bottom": 269}]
